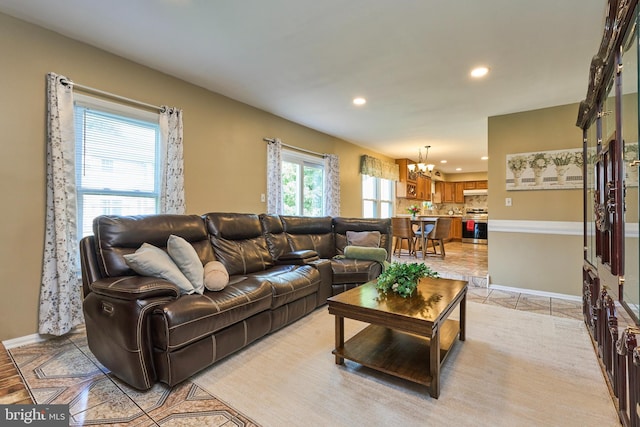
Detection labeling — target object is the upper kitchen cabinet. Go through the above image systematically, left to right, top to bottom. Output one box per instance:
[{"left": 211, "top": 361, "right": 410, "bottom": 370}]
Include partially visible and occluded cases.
[
  {"left": 395, "top": 158, "right": 417, "bottom": 199},
  {"left": 396, "top": 158, "right": 432, "bottom": 200},
  {"left": 417, "top": 175, "right": 432, "bottom": 201},
  {"left": 462, "top": 180, "right": 488, "bottom": 189},
  {"left": 434, "top": 181, "right": 464, "bottom": 203},
  {"left": 454, "top": 182, "right": 464, "bottom": 203}
]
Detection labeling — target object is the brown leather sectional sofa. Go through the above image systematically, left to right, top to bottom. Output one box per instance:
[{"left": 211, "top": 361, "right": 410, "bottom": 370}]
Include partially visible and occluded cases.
[{"left": 80, "top": 212, "right": 391, "bottom": 390}]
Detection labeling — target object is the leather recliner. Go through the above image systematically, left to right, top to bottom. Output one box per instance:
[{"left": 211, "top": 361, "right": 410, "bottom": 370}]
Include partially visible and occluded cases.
[{"left": 80, "top": 212, "right": 391, "bottom": 390}]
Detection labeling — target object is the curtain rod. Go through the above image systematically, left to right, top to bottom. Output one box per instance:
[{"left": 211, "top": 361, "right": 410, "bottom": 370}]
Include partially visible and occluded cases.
[
  {"left": 60, "top": 78, "right": 163, "bottom": 112},
  {"left": 263, "top": 137, "right": 325, "bottom": 158}
]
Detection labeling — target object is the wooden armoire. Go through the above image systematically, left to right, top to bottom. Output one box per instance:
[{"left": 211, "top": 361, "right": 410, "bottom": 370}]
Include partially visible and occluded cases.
[{"left": 576, "top": 1, "right": 640, "bottom": 425}]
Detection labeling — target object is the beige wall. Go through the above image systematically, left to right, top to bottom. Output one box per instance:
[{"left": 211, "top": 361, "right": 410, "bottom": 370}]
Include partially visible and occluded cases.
[
  {"left": 0, "top": 13, "right": 392, "bottom": 341},
  {"left": 487, "top": 103, "right": 584, "bottom": 296}
]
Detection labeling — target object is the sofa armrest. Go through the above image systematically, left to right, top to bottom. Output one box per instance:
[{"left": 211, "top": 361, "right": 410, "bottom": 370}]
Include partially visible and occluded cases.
[
  {"left": 275, "top": 250, "right": 320, "bottom": 265},
  {"left": 89, "top": 276, "right": 180, "bottom": 301}
]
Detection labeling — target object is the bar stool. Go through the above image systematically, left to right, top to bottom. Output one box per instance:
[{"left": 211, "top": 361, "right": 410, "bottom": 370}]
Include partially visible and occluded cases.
[
  {"left": 391, "top": 217, "right": 416, "bottom": 257},
  {"left": 424, "top": 217, "right": 452, "bottom": 258}
]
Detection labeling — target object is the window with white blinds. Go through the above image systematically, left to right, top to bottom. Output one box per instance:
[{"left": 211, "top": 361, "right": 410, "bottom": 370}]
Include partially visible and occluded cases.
[{"left": 74, "top": 94, "right": 161, "bottom": 238}]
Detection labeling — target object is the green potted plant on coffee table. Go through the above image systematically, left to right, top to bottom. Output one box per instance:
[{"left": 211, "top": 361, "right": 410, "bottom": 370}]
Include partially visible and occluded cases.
[{"left": 375, "top": 262, "right": 438, "bottom": 298}]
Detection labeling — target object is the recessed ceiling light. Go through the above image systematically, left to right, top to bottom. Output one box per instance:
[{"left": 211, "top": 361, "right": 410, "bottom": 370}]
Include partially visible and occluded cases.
[
  {"left": 470, "top": 67, "right": 489, "bottom": 78},
  {"left": 353, "top": 97, "right": 366, "bottom": 106},
  {"left": 481, "top": 156, "right": 489, "bottom": 160},
  {"left": 440, "top": 160, "right": 447, "bottom": 164},
  {"left": 456, "top": 168, "right": 462, "bottom": 171}
]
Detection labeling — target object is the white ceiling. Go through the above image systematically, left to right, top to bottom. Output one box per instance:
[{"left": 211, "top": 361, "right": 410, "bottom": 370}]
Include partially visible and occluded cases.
[{"left": 0, "top": 0, "right": 605, "bottom": 173}]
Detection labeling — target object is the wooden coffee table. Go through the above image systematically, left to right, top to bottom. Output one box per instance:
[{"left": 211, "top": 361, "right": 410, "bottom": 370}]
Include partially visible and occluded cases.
[{"left": 327, "top": 277, "right": 467, "bottom": 398}]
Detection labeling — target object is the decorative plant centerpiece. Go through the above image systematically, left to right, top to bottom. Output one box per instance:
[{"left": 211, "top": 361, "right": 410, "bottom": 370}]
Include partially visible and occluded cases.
[
  {"left": 407, "top": 205, "right": 421, "bottom": 219},
  {"left": 376, "top": 262, "right": 438, "bottom": 298}
]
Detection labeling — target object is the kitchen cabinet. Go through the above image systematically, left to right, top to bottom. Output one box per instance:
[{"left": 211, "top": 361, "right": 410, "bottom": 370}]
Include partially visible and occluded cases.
[
  {"left": 395, "top": 158, "right": 417, "bottom": 199},
  {"left": 396, "top": 158, "right": 432, "bottom": 200},
  {"left": 396, "top": 159, "right": 417, "bottom": 199},
  {"left": 417, "top": 175, "right": 431, "bottom": 201},
  {"left": 463, "top": 180, "right": 488, "bottom": 190},
  {"left": 396, "top": 181, "right": 417, "bottom": 198},
  {"left": 434, "top": 181, "right": 447, "bottom": 202},
  {"left": 435, "top": 181, "right": 463, "bottom": 203},
  {"left": 463, "top": 181, "right": 476, "bottom": 190},
  {"left": 454, "top": 182, "right": 464, "bottom": 203},
  {"left": 442, "top": 217, "right": 462, "bottom": 242},
  {"left": 451, "top": 217, "right": 462, "bottom": 241}
]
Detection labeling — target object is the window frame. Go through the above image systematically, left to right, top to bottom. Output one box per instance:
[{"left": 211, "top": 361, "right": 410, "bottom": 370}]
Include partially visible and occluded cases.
[
  {"left": 73, "top": 94, "right": 162, "bottom": 239},
  {"left": 281, "top": 149, "right": 325, "bottom": 216},
  {"left": 362, "top": 174, "right": 395, "bottom": 218}
]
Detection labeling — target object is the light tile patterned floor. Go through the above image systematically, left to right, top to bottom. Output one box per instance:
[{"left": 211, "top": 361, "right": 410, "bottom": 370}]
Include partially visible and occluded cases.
[
  {"left": 4, "top": 241, "right": 582, "bottom": 425},
  {"left": 392, "top": 241, "right": 583, "bottom": 321},
  {"left": 8, "top": 325, "right": 259, "bottom": 426}
]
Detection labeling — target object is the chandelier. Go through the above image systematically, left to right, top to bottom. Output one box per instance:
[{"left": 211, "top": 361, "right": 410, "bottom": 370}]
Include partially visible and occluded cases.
[{"left": 407, "top": 145, "right": 435, "bottom": 174}]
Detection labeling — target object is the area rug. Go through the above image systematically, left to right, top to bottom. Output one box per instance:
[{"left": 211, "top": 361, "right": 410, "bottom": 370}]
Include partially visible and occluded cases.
[{"left": 193, "top": 301, "right": 619, "bottom": 427}]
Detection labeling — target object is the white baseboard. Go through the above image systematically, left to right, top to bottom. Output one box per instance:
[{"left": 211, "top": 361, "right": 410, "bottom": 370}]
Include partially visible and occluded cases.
[
  {"left": 489, "top": 283, "right": 581, "bottom": 302},
  {"left": 2, "top": 333, "right": 48, "bottom": 350}
]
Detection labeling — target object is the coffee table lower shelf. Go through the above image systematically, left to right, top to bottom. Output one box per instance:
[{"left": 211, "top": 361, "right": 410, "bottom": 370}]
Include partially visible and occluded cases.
[{"left": 332, "top": 319, "right": 460, "bottom": 388}]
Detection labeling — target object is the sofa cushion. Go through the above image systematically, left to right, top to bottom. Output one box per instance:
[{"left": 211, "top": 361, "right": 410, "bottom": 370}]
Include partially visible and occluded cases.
[
  {"left": 204, "top": 213, "right": 274, "bottom": 275},
  {"left": 93, "top": 214, "right": 214, "bottom": 278},
  {"left": 260, "top": 214, "right": 291, "bottom": 260},
  {"left": 280, "top": 216, "right": 335, "bottom": 258},
  {"left": 333, "top": 217, "right": 392, "bottom": 259},
  {"left": 346, "top": 230, "right": 381, "bottom": 247},
  {"left": 167, "top": 235, "right": 205, "bottom": 294},
  {"left": 123, "top": 243, "right": 195, "bottom": 295},
  {"left": 344, "top": 246, "right": 387, "bottom": 264},
  {"left": 330, "top": 258, "right": 383, "bottom": 285},
  {"left": 204, "top": 261, "right": 230, "bottom": 291},
  {"left": 247, "top": 264, "right": 320, "bottom": 309},
  {"left": 150, "top": 276, "right": 273, "bottom": 351}
]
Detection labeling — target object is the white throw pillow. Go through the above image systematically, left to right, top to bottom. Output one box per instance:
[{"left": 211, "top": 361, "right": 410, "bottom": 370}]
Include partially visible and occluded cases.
[
  {"left": 167, "top": 235, "right": 205, "bottom": 295},
  {"left": 124, "top": 243, "right": 195, "bottom": 295},
  {"left": 204, "top": 261, "right": 230, "bottom": 291}
]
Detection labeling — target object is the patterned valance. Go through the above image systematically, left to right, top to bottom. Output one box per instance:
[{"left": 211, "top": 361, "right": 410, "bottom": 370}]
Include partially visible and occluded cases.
[{"left": 360, "top": 155, "right": 400, "bottom": 181}]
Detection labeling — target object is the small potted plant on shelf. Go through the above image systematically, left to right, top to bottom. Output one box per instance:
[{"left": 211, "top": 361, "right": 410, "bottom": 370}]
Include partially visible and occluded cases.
[
  {"left": 407, "top": 205, "right": 421, "bottom": 219},
  {"left": 375, "top": 262, "right": 438, "bottom": 298}
]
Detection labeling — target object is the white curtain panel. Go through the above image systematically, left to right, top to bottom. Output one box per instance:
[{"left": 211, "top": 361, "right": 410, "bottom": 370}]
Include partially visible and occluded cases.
[
  {"left": 39, "top": 73, "right": 84, "bottom": 335},
  {"left": 159, "top": 107, "right": 186, "bottom": 214},
  {"left": 266, "top": 139, "right": 283, "bottom": 214},
  {"left": 324, "top": 154, "right": 340, "bottom": 217}
]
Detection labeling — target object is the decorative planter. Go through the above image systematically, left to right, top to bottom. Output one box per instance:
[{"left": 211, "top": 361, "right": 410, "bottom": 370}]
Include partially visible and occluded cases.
[
  {"left": 555, "top": 164, "right": 570, "bottom": 185},
  {"left": 533, "top": 168, "right": 545, "bottom": 186}
]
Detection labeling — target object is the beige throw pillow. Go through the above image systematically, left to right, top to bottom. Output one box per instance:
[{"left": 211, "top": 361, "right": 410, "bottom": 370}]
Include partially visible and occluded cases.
[
  {"left": 167, "top": 235, "right": 205, "bottom": 295},
  {"left": 123, "top": 243, "right": 195, "bottom": 295},
  {"left": 204, "top": 261, "right": 230, "bottom": 291}
]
